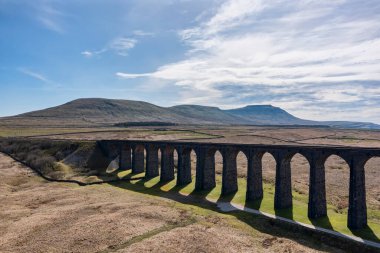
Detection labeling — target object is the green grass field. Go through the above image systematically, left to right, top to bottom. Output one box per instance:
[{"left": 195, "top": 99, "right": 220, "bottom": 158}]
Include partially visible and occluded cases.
[{"left": 114, "top": 170, "right": 380, "bottom": 243}]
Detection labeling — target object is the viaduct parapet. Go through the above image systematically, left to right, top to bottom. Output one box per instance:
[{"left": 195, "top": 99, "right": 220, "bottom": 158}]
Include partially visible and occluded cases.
[{"left": 99, "top": 140, "right": 380, "bottom": 230}]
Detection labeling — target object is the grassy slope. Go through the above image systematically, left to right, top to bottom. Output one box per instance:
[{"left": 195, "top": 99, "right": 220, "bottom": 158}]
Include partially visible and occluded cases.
[
  {"left": 2, "top": 98, "right": 244, "bottom": 126},
  {"left": 169, "top": 105, "right": 247, "bottom": 124},
  {"left": 115, "top": 170, "right": 380, "bottom": 243}
]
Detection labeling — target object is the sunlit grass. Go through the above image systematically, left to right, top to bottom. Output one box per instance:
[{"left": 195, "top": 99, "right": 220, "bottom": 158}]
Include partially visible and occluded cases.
[{"left": 112, "top": 171, "right": 380, "bottom": 242}]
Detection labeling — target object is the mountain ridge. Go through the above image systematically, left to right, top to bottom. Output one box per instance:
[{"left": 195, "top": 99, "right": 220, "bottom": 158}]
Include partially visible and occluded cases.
[{"left": 1, "top": 98, "right": 379, "bottom": 129}]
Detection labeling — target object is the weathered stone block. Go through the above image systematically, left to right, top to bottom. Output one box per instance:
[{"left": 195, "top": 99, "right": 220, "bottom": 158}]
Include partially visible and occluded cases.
[
  {"left": 119, "top": 143, "right": 131, "bottom": 170},
  {"left": 132, "top": 145, "right": 145, "bottom": 174},
  {"left": 146, "top": 145, "right": 159, "bottom": 178},
  {"left": 160, "top": 146, "right": 174, "bottom": 182},
  {"left": 195, "top": 147, "right": 216, "bottom": 190},
  {"left": 177, "top": 148, "right": 192, "bottom": 186},
  {"left": 222, "top": 148, "right": 238, "bottom": 195},
  {"left": 246, "top": 150, "right": 263, "bottom": 201},
  {"left": 274, "top": 151, "right": 292, "bottom": 209},
  {"left": 308, "top": 151, "right": 327, "bottom": 219},
  {"left": 348, "top": 154, "right": 368, "bottom": 229}
]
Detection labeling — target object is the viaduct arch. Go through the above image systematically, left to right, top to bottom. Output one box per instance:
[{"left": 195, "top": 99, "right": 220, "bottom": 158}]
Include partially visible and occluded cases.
[{"left": 102, "top": 140, "right": 380, "bottom": 230}]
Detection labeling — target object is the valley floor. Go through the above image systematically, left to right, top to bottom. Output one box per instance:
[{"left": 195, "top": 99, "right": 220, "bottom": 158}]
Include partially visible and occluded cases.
[{"left": 0, "top": 153, "right": 346, "bottom": 253}]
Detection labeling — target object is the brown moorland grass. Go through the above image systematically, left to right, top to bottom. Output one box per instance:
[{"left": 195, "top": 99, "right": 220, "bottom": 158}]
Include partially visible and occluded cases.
[{"left": 0, "top": 153, "right": 348, "bottom": 253}]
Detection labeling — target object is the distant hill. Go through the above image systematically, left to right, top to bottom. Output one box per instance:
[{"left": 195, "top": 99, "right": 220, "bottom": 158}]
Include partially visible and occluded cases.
[
  {"left": 1, "top": 98, "right": 379, "bottom": 129},
  {"left": 15, "top": 98, "right": 189, "bottom": 125},
  {"left": 170, "top": 105, "right": 249, "bottom": 125},
  {"left": 225, "top": 105, "right": 314, "bottom": 125}
]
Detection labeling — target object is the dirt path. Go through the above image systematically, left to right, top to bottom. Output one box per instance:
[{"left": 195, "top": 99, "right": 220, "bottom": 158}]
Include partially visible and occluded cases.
[{"left": 0, "top": 153, "right": 344, "bottom": 253}]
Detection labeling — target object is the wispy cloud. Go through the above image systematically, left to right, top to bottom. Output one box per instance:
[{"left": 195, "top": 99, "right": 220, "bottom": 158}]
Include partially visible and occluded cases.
[
  {"left": 117, "top": 0, "right": 380, "bottom": 122},
  {"left": 35, "top": 1, "right": 65, "bottom": 33},
  {"left": 133, "top": 30, "right": 154, "bottom": 37},
  {"left": 81, "top": 37, "right": 137, "bottom": 58},
  {"left": 110, "top": 38, "right": 137, "bottom": 56},
  {"left": 80, "top": 48, "right": 107, "bottom": 58},
  {"left": 18, "top": 68, "right": 55, "bottom": 85},
  {"left": 19, "top": 68, "right": 49, "bottom": 82},
  {"left": 116, "top": 72, "right": 150, "bottom": 78}
]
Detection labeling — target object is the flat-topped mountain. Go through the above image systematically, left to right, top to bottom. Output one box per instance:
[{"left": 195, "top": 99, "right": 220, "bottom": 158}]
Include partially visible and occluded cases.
[
  {"left": 1, "top": 98, "right": 379, "bottom": 129},
  {"left": 225, "top": 105, "right": 313, "bottom": 125}
]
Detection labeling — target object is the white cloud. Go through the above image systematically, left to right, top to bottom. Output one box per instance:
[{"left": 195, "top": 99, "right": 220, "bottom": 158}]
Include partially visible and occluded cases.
[
  {"left": 117, "top": 0, "right": 380, "bottom": 122},
  {"left": 35, "top": 1, "right": 65, "bottom": 33},
  {"left": 37, "top": 16, "right": 64, "bottom": 33},
  {"left": 133, "top": 30, "right": 154, "bottom": 36},
  {"left": 82, "top": 37, "right": 137, "bottom": 58},
  {"left": 110, "top": 38, "right": 137, "bottom": 56},
  {"left": 80, "top": 48, "right": 107, "bottom": 58},
  {"left": 80, "top": 51, "right": 93, "bottom": 57},
  {"left": 18, "top": 68, "right": 61, "bottom": 88},
  {"left": 19, "top": 68, "right": 55, "bottom": 85},
  {"left": 116, "top": 72, "right": 150, "bottom": 78}
]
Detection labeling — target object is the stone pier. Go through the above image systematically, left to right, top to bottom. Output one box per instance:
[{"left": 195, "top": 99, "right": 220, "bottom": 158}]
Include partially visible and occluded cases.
[
  {"left": 119, "top": 143, "right": 131, "bottom": 170},
  {"left": 132, "top": 144, "right": 144, "bottom": 174},
  {"left": 145, "top": 144, "right": 159, "bottom": 178},
  {"left": 160, "top": 145, "right": 175, "bottom": 182},
  {"left": 195, "top": 147, "right": 216, "bottom": 191},
  {"left": 177, "top": 148, "right": 192, "bottom": 186},
  {"left": 222, "top": 148, "right": 238, "bottom": 195},
  {"left": 246, "top": 150, "right": 263, "bottom": 201},
  {"left": 274, "top": 151, "right": 293, "bottom": 209},
  {"left": 307, "top": 151, "right": 327, "bottom": 219},
  {"left": 348, "top": 153, "right": 368, "bottom": 229}
]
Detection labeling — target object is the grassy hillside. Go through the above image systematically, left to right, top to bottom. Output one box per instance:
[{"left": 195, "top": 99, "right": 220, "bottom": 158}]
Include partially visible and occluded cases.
[
  {"left": 15, "top": 98, "right": 190, "bottom": 125},
  {"left": 169, "top": 105, "right": 248, "bottom": 125},
  {"left": 226, "top": 105, "right": 313, "bottom": 125}
]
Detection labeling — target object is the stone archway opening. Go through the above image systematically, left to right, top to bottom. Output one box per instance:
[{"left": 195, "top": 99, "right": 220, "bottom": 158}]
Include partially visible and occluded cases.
[
  {"left": 157, "top": 148, "right": 162, "bottom": 171},
  {"left": 173, "top": 148, "right": 179, "bottom": 174},
  {"left": 190, "top": 149, "right": 197, "bottom": 179},
  {"left": 214, "top": 150, "right": 223, "bottom": 178},
  {"left": 235, "top": 151, "right": 248, "bottom": 203},
  {"left": 236, "top": 151, "right": 248, "bottom": 179},
  {"left": 262, "top": 152, "right": 277, "bottom": 198},
  {"left": 290, "top": 153, "right": 310, "bottom": 203},
  {"left": 325, "top": 155, "right": 350, "bottom": 214},
  {"left": 364, "top": 156, "right": 380, "bottom": 221}
]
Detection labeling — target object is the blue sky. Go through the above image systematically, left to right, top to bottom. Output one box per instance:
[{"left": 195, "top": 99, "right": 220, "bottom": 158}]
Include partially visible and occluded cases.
[{"left": 1, "top": 0, "right": 380, "bottom": 123}]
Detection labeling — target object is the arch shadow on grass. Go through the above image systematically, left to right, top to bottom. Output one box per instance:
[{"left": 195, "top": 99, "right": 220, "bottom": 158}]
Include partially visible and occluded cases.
[{"left": 98, "top": 168, "right": 379, "bottom": 252}]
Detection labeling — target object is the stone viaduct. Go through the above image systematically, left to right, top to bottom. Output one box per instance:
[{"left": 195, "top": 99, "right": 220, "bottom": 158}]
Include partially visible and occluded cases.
[{"left": 99, "top": 140, "right": 380, "bottom": 230}]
